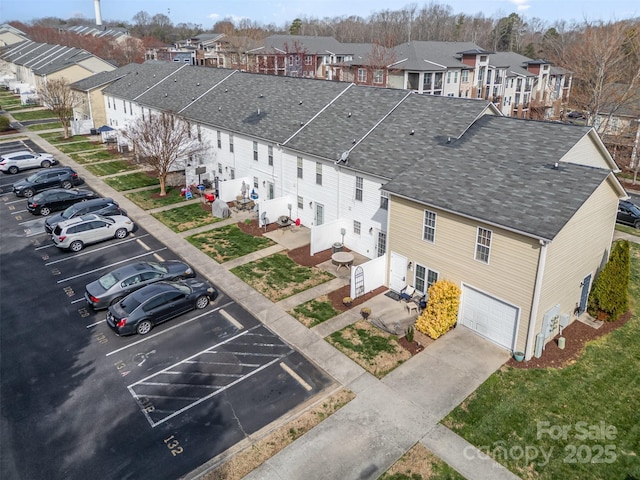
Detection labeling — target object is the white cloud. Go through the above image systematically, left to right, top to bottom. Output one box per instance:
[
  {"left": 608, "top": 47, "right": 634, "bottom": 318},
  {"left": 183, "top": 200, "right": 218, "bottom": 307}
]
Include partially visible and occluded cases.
[{"left": 508, "top": 0, "right": 532, "bottom": 12}]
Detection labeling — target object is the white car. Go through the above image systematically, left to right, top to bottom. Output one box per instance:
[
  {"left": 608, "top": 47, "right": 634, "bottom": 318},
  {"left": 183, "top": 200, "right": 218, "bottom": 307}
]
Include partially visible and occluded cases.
[
  {"left": 0, "top": 150, "right": 57, "bottom": 174},
  {"left": 51, "top": 213, "right": 135, "bottom": 252}
]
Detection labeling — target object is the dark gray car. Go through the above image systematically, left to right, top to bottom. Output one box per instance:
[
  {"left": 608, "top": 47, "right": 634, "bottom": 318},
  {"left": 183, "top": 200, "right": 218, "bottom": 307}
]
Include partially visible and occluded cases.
[{"left": 85, "top": 260, "right": 196, "bottom": 310}]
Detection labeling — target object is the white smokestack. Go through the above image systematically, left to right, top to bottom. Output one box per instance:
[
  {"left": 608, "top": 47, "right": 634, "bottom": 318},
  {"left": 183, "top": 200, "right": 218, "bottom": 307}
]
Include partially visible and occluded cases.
[{"left": 94, "top": 0, "right": 103, "bottom": 26}]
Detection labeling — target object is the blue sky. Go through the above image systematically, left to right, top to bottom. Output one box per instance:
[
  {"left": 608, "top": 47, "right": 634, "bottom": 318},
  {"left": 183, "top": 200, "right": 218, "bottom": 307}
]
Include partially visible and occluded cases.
[{"left": 1, "top": 0, "right": 638, "bottom": 27}]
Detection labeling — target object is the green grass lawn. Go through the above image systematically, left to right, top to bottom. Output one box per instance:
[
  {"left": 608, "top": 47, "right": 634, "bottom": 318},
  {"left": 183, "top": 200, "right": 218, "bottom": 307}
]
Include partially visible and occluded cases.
[
  {"left": 11, "top": 109, "right": 57, "bottom": 121},
  {"left": 27, "top": 121, "right": 62, "bottom": 131},
  {"left": 38, "top": 132, "right": 88, "bottom": 144},
  {"left": 55, "top": 141, "right": 102, "bottom": 154},
  {"left": 69, "top": 150, "right": 120, "bottom": 164},
  {"left": 85, "top": 160, "right": 139, "bottom": 177},
  {"left": 104, "top": 172, "right": 159, "bottom": 191},
  {"left": 126, "top": 187, "right": 185, "bottom": 209},
  {"left": 152, "top": 203, "right": 223, "bottom": 232},
  {"left": 187, "top": 224, "right": 276, "bottom": 263},
  {"left": 615, "top": 224, "right": 640, "bottom": 236},
  {"left": 443, "top": 241, "right": 640, "bottom": 479},
  {"left": 231, "top": 252, "right": 334, "bottom": 302},
  {"left": 290, "top": 297, "right": 341, "bottom": 327}
]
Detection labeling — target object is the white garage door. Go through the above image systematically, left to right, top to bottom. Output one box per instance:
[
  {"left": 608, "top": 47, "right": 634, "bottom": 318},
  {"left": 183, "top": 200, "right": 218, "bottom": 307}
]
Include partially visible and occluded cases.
[{"left": 460, "top": 286, "right": 519, "bottom": 350}]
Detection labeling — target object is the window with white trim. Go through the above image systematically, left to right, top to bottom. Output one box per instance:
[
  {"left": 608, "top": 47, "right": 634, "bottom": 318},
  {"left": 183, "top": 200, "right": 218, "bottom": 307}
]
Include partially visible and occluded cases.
[
  {"left": 357, "top": 68, "right": 367, "bottom": 82},
  {"left": 373, "top": 70, "right": 383, "bottom": 84},
  {"left": 461, "top": 70, "right": 469, "bottom": 82},
  {"left": 217, "top": 130, "right": 221, "bottom": 148},
  {"left": 229, "top": 134, "right": 234, "bottom": 153},
  {"left": 253, "top": 141, "right": 258, "bottom": 161},
  {"left": 268, "top": 145, "right": 273, "bottom": 166},
  {"left": 297, "top": 156, "right": 303, "bottom": 179},
  {"left": 316, "top": 162, "right": 322, "bottom": 185},
  {"left": 218, "top": 163, "right": 222, "bottom": 174},
  {"left": 253, "top": 176, "right": 259, "bottom": 188},
  {"left": 355, "top": 176, "right": 363, "bottom": 201},
  {"left": 297, "top": 195, "right": 303, "bottom": 209},
  {"left": 423, "top": 210, "right": 436, "bottom": 243},
  {"left": 354, "top": 220, "right": 361, "bottom": 235},
  {"left": 475, "top": 227, "right": 492, "bottom": 263},
  {"left": 415, "top": 265, "right": 439, "bottom": 294}
]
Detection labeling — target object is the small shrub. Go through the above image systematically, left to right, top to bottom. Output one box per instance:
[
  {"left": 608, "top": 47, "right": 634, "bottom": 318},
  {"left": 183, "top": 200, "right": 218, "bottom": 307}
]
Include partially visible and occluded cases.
[
  {"left": 415, "top": 279, "right": 461, "bottom": 339},
  {"left": 343, "top": 296, "right": 353, "bottom": 305},
  {"left": 360, "top": 306, "right": 371, "bottom": 318},
  {"left": 405, "top": 325, "right": 415, "bottom": 343}
]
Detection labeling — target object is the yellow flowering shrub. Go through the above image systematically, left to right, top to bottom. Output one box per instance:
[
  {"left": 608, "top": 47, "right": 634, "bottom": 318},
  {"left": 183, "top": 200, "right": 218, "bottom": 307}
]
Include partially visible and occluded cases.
[{"left": 415, "top": 279, "right": 461, "bottom": 339}]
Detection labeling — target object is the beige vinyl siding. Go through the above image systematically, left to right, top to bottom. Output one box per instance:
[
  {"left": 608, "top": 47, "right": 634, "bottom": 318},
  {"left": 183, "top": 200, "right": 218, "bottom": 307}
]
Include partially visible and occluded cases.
[
  {"left": 560, "top": 134, "right": 611, "bottom": 170},
  {"left": 537, "top": 177, "right": 620, "bottom": 336},
  {"left": 388, "top": 195, "right": 540, "bottom": 349}
]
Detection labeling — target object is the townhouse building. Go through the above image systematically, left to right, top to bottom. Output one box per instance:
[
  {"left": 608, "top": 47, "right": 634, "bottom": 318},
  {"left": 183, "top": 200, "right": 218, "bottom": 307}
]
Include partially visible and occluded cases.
[{"left": 80, "top": 61, "right": 623, "bottom": 359}]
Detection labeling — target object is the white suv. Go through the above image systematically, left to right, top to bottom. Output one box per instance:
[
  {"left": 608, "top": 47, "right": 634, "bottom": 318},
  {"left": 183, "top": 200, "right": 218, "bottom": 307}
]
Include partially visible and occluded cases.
[
  {"left": 0, "top": 150, "right": 57, "bottom": 174},
  {"left": 51, "top": 214, "right": 135, "bottom": 252}
]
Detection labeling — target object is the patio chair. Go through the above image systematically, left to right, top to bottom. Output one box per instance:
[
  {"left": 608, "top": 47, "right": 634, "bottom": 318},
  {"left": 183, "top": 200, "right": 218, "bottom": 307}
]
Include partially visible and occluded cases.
[{"left": 399, "top": 285, "right": 417, "bottom": 302}]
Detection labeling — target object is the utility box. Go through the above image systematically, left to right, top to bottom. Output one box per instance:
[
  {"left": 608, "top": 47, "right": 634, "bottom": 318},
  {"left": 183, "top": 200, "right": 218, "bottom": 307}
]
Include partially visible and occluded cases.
[{"left": 332, "top": 242, "right": 343, "bottom": 253}]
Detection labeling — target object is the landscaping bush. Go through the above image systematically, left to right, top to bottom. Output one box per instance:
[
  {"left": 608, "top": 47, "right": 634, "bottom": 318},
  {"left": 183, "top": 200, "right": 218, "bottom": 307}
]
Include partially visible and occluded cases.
[
  {"left": 587, "top": 239, "right": 630, "bottom": 321},
  {"left": 415, "top": 279, "right": 461, "bottom": 339}
]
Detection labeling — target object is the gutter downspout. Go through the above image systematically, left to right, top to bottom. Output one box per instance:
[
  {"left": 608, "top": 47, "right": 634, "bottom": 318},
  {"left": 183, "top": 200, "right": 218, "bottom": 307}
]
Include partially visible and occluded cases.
[{"left": 525, "top": 239, "right": 548, "bottom": 360}]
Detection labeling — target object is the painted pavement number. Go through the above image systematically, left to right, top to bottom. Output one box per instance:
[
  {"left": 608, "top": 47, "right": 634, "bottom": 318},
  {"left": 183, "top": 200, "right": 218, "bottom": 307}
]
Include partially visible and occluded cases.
[{"left": 128, "top": 325, "right": 293, "bottom": 427}]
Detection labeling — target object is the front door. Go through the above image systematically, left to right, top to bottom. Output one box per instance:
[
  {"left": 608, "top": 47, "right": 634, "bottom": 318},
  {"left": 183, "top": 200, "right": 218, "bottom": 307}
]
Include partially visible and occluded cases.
[
  {"left": 389, "top": 252, "right": 407, "bottom": 292},
  {"left": 578, "top": 274, "right": 591, "bottom": 314}
]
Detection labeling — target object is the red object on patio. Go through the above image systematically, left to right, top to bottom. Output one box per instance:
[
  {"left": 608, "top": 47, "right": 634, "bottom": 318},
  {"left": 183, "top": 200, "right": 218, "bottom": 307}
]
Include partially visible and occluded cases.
[
  {"left": 204, "top": 193, "right": 215, "bottom": 202},
  {"left": 295, "top": 218, "right": 301, "bottom": 226}
]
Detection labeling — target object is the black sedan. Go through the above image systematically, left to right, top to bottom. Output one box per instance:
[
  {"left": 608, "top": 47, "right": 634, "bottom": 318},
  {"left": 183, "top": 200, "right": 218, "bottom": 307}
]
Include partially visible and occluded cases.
[
  {"left": 27, "top": 188, "right": 97, "bottom": 215},
  {"left": 617, "top": 200, "right": 640, "bottom": 229},
  {"left": 85, "top": 260, "right": 196, "bottom": 310},
  {"left": 106, "top": 279, "right": 217, "bottom": 336}
]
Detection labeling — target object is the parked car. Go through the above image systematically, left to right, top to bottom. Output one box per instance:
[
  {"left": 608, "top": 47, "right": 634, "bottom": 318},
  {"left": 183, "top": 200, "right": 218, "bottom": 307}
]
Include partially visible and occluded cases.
[
  {"left": 567, "top": 110, "right": 586, "bottom": 119},
  {"left": 0, "top": 150, "right": 57, "bottom": 174},
  {"left": 12, "top": 167, "right": 82, "bottom": 197},
  {"left": 27, "top": 188, "right": 97, "bottom": 216},
  {"left": 44, "top": 197, "right": 126, "bottom": 234},
  {"left": 617, "top": 200, "right": 640, "bottom": 229},
  {"left": 51, "top": 213, "right": 134, "bottom": 252},
  {"left": 85, "top": 260, "right": 196, "bottom": 310},
  {"left": 106, "top": 279, "right": 217, "bottom": 335}
]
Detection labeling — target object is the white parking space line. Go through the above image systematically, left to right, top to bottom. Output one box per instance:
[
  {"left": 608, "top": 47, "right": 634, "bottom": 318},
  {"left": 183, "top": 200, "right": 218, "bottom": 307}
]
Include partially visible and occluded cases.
[
  {"left": 4, "top": 198, "right": 26, "bottom": 205},
  {"left": 12, "top": 209, "right": 28, "bottom": 215},
  {"left": 18, "top": 217, "right": 44, "bottom": 226},
  {"left": 44, "top": 234, "right": 150, "bottom": 265},
  {"left": 136, "top": 239, "right": 151, "bottom": 251},
  {"left": 55, "top": 248, "right": 168, "bottom": 283},
  {"left": 153, "top": 252, "right": 165, "bottom": 262},
  {"left": 105, "top": 300, "right": 234, "bottom": 357},
  {"left": 220, "top": 309, "right": 244, "bottom": 330},
  {"left": 86, "top": 318, "right": 106, "bottom": 328},
  {"left": 126, "top": 324, "right": 293, "bottom": 427},
  {"left": 280, "top": 362, "right": 312, "bottom": 391}
]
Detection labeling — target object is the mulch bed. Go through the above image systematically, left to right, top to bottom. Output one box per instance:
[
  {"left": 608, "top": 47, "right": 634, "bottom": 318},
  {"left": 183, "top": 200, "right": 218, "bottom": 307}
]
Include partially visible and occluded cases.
[{"left": 506, "top": 311, "right": 632, "bottom": 369}]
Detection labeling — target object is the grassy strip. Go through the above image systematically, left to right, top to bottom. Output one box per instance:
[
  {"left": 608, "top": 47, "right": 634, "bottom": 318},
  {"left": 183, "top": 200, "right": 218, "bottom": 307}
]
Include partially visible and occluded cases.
[
  {"left": 10, "top": 109, "right": 57, "bottom": 121},
  {"left": 27, "top": 122, "right": 62, "bottom": 131},
  {"left": 38, "top": 132, "right": 89, "bottom": 144},
  {"left": 55, "top": 141, "right": 103, "bottom": 153},
  {"left": 69, "top": 150, "right": 120, "bottom": 164},
  {"left": 85, "top": 160, "right": 139, "bottom": 176},
  {"left": 104, "top": 172, "right": 159, "bottom": 191},
  {"left": 126, "top": 187, "right": 184, "bottom": 209},
  {"left": 152, "top": 203, "right": 222, "bottom": 232},
  {"left": 187, "top": 224, "right": 275, "bottom": 263},
  {"left": 443, "top": 242, "right": 640, "bottom": 479},
  {"left": 231, "top": 252, "right": 334, "bottom": 302},
  {"left": 290, "top": 296, "right": 340, "bottom": 327},
  {"left": 328, "top": 319, "right": 409, "bottom": 378},
  {"left": 380, "top": 443, "right": 466, "bottom": 480}
]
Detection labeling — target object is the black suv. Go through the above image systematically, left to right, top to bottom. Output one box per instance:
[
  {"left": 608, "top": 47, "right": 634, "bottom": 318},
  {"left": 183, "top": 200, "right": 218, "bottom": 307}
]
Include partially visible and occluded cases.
[
  {"left": 12, "top": 167, "right": 82, "bottom": 197},
  {"left": 45, "top": 197, "right": 126, "bottom": 234},
  {"left": 617, "top": 200, "right": 640, "bottom": 229}
]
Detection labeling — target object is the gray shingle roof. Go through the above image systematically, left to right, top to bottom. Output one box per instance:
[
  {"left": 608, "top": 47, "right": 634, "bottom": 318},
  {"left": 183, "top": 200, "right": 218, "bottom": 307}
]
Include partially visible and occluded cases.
[
  {"left": 249, "top": 35, "right": 346, "bottom": 55},
  {"left": 392, "top": 41, "right": 482, "bottom": 70},
  {"left": 488, "top": 51, "right": 537, "bottom": 77},
  {"left": 70, "top": 62, "right": 141, "bottom": 91},
  {"left": 102, "top": 62, "right": 185, "bottom": 100},
  {"left": 382, "top": 115, "right": 609, "bottom": 240}
]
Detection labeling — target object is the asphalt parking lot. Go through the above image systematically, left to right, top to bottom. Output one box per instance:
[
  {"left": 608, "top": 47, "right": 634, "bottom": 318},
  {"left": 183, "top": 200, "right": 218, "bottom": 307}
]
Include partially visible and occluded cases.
[{"left": 0, "top": 160, "right": 334, "bottom": 479}]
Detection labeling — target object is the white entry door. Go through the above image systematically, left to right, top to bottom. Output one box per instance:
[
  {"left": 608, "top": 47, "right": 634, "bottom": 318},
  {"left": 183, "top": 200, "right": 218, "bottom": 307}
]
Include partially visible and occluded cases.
[
  {"left": 389, "top": 252, "right": 407, "bottom": 292},
  {"left": 460, "top": 285, "right": 519, "bottom": 350}
]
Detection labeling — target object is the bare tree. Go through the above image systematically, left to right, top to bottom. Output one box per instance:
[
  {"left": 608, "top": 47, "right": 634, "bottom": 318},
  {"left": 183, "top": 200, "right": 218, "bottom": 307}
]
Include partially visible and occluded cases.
[
  {"left": 36, "top": 77, "right": 79, "bottom": 139},
  {"left": 122, "top": 112, "right": 211, "bottom": 196}
]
